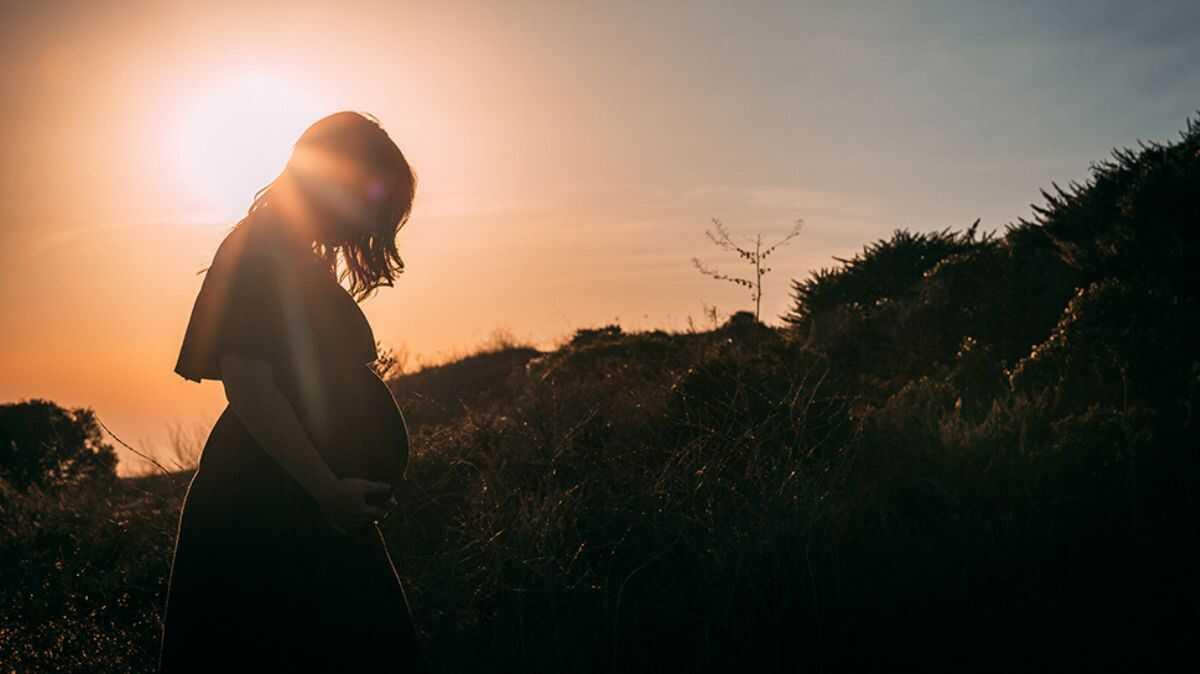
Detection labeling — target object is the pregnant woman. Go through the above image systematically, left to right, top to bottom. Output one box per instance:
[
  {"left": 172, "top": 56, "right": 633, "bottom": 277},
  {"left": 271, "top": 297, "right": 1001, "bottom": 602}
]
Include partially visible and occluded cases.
[{"left": 159, "top": 111, "right": 430, "bottom": 673}]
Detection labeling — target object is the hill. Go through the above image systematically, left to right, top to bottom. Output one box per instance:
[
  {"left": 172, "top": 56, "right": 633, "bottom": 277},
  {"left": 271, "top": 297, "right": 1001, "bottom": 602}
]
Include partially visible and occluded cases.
[{"left": 3, "top": 115, "right": 1197, "bottom": 672}]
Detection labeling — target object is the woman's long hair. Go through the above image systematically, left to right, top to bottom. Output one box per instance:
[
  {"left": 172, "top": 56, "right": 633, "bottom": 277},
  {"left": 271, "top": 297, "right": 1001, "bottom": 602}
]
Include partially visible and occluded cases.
[{"left": 238, "top": 111, "right": 417, "bottom": 302}]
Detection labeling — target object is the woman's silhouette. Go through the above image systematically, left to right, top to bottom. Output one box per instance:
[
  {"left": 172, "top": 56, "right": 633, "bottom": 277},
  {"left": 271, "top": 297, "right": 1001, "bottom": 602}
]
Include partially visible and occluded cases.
[{"left": 159, "top": 111, "right": 430, "bottom": 673}]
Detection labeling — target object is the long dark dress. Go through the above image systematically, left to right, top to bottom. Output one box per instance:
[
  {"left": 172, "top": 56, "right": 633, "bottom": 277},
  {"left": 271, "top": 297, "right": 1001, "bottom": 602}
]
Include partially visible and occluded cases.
[{"left": 158, "top": 213, "right": 429, "bottom": 673}]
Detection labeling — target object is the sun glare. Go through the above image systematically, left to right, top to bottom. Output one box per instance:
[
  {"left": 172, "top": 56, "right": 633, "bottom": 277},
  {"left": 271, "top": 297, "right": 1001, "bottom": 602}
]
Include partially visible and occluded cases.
[{"left": 173, "top": 69, "right": 327, "bottom": 221}]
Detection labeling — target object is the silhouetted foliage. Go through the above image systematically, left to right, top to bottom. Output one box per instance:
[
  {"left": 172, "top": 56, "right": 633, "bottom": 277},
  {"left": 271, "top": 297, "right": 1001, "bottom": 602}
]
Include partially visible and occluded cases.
[
  {"left": 1030, "top": 116, "right": 1200, "bottom": 298},
  {"left": 693, "top": 217, "right": 803, "bottom": 320},
  {"left": 783, "top": 221, "right": 994, "bottom": 329},
  {"left": 567, "top": 322, "right": 623, "bottom": 347},
  {"left": 386, "top": 345, "right": 544, "bottom": 429},
  {"left": 0, "top": 399, "right": 118, "bottom": 490}
]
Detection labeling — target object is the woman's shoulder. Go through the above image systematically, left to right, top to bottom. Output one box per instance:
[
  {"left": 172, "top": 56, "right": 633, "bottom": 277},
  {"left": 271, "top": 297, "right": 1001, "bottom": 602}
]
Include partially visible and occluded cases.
[{"left": 211, "top": 217, "right": 308, "bottom": 281}]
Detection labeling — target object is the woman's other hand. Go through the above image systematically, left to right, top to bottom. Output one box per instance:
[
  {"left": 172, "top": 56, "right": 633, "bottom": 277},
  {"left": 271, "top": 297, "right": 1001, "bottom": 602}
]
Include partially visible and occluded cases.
[{"left": 317, "top": 477, "right": 392, "bottom": 535}]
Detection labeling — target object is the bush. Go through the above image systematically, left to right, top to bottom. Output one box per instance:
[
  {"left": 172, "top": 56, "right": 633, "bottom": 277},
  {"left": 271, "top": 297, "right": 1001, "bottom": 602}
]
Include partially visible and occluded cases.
[
  {"left": 1009, "top": 277, "right": 1200, "bottom": 421},
  {"left": 0, "top": 399, "right": 118, "bottom": 491}
]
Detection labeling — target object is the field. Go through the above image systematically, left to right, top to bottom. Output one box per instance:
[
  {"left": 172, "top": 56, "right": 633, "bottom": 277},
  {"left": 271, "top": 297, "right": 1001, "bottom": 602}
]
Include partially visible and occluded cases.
[{"left": 3, "top": 118, "right": 1197, "bottom": 672}]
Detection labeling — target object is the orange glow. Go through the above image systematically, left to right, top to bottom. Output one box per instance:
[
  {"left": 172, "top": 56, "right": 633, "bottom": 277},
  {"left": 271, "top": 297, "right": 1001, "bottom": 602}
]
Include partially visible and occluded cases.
[{"left": 1, "top": 3, "right": 919, "bottom": 476}]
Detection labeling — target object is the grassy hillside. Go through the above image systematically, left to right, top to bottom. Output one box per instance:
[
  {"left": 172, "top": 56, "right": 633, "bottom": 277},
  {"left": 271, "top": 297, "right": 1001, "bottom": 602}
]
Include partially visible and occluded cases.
[{"left": 2, "top": 116, "right": 1197, "bottom": 672}]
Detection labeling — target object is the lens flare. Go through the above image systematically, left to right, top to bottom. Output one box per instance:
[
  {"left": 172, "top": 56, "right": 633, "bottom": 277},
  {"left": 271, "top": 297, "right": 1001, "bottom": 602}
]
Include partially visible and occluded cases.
[{"left": 173, "top": 69, "right": 327, "bottom": 220}]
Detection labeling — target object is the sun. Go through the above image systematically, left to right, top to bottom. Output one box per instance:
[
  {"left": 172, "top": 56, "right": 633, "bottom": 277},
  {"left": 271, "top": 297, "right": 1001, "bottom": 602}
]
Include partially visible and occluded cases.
[{"left": 172, "top": 69, "right": 327, "bottom": 221}]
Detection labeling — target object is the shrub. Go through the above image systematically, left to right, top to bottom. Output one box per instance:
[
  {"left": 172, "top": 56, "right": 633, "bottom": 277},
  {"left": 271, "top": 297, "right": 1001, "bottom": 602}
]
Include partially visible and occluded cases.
[{"left": 0, "top": 399, "right": 118, "bottom": 491}]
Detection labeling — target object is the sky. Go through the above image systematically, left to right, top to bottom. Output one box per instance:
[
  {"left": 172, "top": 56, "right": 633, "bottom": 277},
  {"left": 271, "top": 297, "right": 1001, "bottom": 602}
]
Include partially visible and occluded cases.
[{"left": 1, "top": 0, "right": 1197, "bottom": 474}]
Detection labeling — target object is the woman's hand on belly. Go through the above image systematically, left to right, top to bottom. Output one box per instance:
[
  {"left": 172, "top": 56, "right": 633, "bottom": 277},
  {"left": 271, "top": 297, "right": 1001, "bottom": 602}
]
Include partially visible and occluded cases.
[{"left": 317, "top": 477, "right": 393, "bottom": 535}]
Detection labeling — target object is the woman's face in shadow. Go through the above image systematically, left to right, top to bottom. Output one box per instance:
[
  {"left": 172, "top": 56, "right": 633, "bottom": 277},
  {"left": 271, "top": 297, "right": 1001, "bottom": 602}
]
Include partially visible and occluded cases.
[{"left": 291, "top": 148, "right": 387, "bottom": 245}]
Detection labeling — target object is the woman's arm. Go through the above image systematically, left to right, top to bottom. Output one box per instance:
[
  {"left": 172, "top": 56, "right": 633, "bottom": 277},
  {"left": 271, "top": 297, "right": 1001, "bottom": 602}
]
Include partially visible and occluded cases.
[
  {"left": 218, "top": 352, "right": 391, "bottom": 530},
  {"left": 219, "top": 354, "right": 340, "bottom": 503},
  {"left": 219, "top": 355, "right": 390, "bottom": 531}
]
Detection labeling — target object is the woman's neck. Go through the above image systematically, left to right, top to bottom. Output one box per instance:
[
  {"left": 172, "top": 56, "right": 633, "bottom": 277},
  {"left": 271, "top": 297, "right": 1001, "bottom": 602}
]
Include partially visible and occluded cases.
[
  {"left": 252, "top": 206, "right": 344, "bottom": 284},
  {"left": 254, "top": 206, "right": 317, "bottom": 254}
]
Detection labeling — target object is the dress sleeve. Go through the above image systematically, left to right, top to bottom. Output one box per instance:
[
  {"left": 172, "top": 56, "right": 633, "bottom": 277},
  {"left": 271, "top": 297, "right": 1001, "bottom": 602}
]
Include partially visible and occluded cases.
[
  {"left": 174, "top": 249, "right": 297, "bottom": 383},
  {"left": 215, "top": 253, "right": 290, "bottom": 369}
]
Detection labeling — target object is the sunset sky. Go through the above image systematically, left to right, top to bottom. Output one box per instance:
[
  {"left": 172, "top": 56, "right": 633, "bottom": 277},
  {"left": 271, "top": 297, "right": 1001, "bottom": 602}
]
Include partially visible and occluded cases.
[{"left": 2, "top": 0, "right": 1197, "bottom": 473}]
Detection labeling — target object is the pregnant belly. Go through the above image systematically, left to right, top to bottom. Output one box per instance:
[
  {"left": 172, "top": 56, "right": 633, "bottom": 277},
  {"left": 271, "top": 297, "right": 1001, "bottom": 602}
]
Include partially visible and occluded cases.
[{"left": 312, "top": 364, "right": 411, "bottom": 488}]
